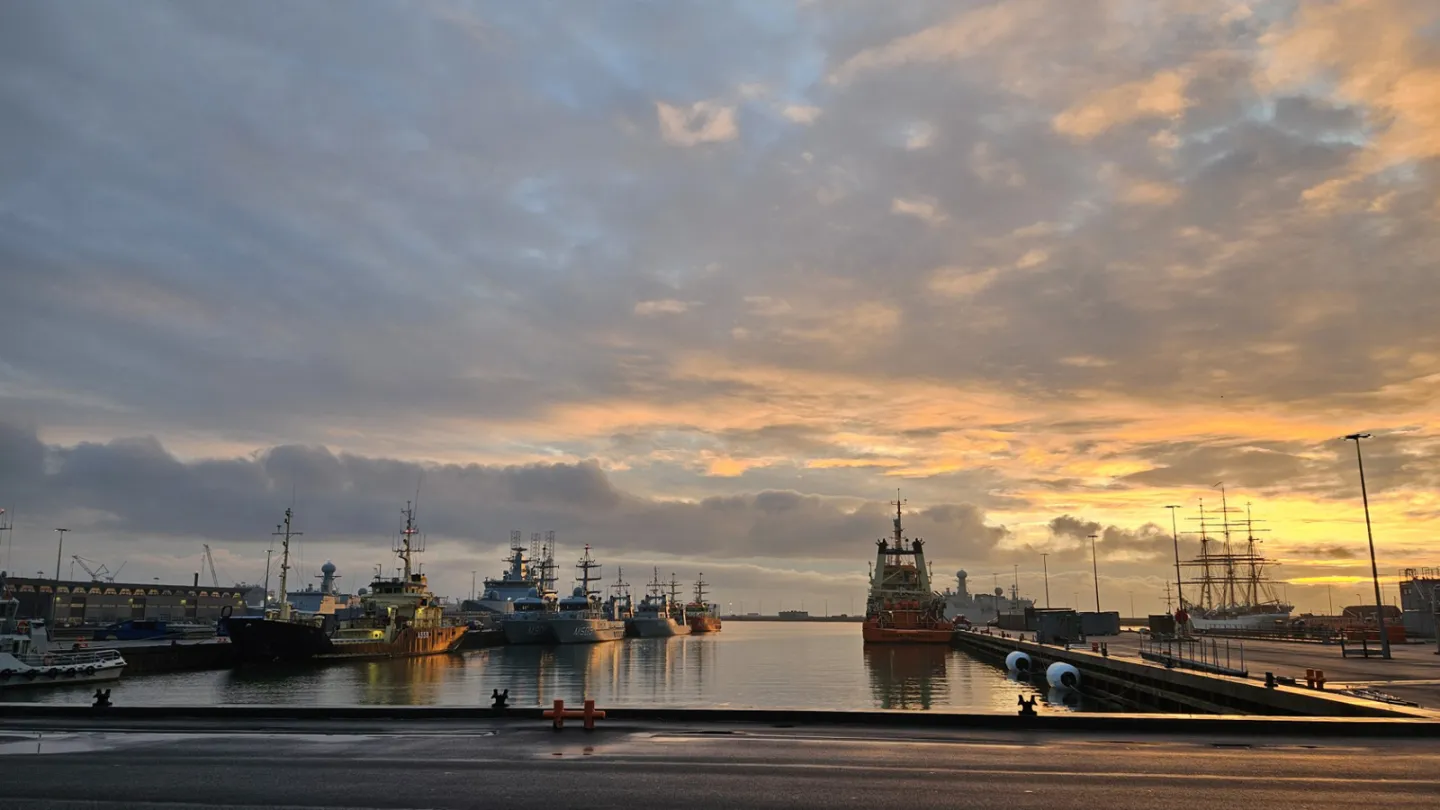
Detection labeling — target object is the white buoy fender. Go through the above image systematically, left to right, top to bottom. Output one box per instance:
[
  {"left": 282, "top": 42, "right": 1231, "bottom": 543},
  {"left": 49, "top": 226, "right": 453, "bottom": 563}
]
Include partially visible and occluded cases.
[
  {"left": 1005, "top": 651, "right": 1032, "bottom": 673},
  {"left": 1046, "top": 661, "right": 1080, "bottom": 690}
]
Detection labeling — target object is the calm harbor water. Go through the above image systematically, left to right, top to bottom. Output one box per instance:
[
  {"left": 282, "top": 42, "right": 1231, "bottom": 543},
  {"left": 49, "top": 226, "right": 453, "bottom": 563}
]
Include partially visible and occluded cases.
[{"left": 16, "top": 623, "right": 1101, "bottom": 712}]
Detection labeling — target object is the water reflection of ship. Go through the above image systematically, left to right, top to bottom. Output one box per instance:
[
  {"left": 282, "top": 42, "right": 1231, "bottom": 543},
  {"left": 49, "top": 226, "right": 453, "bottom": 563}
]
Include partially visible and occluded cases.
[
  {"left": 476, "top": 634, "right": 706, "bottom": 707},
  {"left": 478, "top": 640, "right": 625, "bottom": 706},
  {"left": 863, "top": 644, "right": 949, "bottom": 710},
  {"left": 219, "top": 653, "right": 466, "bottom": 706},
  {"left": 352, "top": 654, "right": 466, "bottom": 705}
]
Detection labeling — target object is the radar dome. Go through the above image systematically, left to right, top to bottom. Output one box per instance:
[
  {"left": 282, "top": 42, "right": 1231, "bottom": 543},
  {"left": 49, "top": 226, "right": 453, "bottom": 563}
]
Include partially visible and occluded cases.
[
  {"left": 321, "top": 561, "right": 337, "bottom": 575},
  {"left": 956, "top": 570, "right": 968, "bottom": 579},
  {"left": 573, "top": 586, "right": 586, "bottom": 598},
  {"left": 994, "top": 586, "right": 1005, "bottom": 597}
]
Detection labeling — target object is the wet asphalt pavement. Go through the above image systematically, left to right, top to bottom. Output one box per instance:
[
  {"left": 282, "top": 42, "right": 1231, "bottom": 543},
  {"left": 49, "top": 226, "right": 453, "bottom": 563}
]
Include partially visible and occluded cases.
[{"left": 1, "top": 718, "right": 1438, "bottom": 809}]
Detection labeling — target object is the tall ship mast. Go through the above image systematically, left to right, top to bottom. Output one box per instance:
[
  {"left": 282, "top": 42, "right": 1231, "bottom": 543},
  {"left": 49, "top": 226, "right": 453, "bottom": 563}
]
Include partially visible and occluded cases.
[
  {"left": 1179, "top": 487, "right": 1292, "bottom": 631},
  {"left": 862, "top": 493, "right": 953, "bottom": 644},
  {"left": 474, "top": 531, "right": 541, "bottom": 609},
  {"left": 545, "top": 545, "right": 627, "bottom": 644},
  {"left": 629, "top": 567, "right": 692, "bottom": 637},
  {"left": 685, "top": 572, "right": 722, "bottom": 633}
]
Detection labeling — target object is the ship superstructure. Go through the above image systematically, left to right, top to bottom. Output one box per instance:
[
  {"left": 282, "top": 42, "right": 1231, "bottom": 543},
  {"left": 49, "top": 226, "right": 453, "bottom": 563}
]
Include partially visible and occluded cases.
[
  {"left": 863, "top": 495, "right": 953, "bottom": 643},
  {"left": 546, "top": 545, "right": 626, "bottom": 644},
  {"left": 629, "top": 568, "right": 691, "bottom": 637},
  {"left": 685, "top": 574, "right": 722, "bottom": 633}
]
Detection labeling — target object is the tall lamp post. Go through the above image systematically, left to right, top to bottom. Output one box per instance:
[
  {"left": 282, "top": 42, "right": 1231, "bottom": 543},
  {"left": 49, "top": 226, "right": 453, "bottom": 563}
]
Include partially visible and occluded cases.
[
  {"left": 1344, "top": 432, "right": 1391, "bottom": 659},
  {"left": 1165, "top": 505, "right": 1184, "bottom": 611},
  {"left": 51, "top": 528, "right": 70, "bottom": 624},
  {"left": 1088, "top": 533, "right": 1101, "bottom": 613},
  {"left": 1040, "top": 552, "right": 1051, "bottom": 608}
]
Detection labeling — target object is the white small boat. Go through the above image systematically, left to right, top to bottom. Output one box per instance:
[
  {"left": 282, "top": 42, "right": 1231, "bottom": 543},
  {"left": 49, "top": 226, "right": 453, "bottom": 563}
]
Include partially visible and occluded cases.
[{"left": 1, "top": 585, "right": 127, "bottom": 690}]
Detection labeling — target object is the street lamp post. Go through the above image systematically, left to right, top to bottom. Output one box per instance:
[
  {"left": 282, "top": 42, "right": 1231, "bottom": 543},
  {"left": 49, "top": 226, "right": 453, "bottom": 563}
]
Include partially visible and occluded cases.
[
  {"left": 1344, "top": 432, "right": 1391, "bottom": 659},
  {"left": 1165, "top": 505, "right": 1184, "bottom": 611},
  {"left": 51, "top": 528, "right": 70, "bottom": 624},
  {"left": 1088, "top": 534, "right": 1101, "bottom": 613},
  {"left": 1041, "top": 553, "right": 1051, "bottom": 608}
]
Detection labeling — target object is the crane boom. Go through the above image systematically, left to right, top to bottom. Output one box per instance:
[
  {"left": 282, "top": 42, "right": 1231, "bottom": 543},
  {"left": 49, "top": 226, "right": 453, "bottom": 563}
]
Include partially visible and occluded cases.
[
  {"left": 203, "top": 544, "right": 220, "bottom": 587},
  {"left": 71, "top": 555, "right": 109, "bottom": 582}
]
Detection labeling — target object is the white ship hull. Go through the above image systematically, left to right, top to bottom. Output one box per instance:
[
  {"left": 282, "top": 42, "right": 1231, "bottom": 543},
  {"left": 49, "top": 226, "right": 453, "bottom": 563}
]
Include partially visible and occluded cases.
[
  {"left": 943, "top": 599, "right": 997, "bottom": 624},
  {"left": 1188, "top": 611, "right": 1291, "bottom": 631},
  {"left": 629, "top": 617, "right": 691, "bottom": 637},
  {"left": 549, "top": 618, "right": 626, "bottom": 644},
  {"left": 0, "top": 650, "right": 126, "bottom": 690}
]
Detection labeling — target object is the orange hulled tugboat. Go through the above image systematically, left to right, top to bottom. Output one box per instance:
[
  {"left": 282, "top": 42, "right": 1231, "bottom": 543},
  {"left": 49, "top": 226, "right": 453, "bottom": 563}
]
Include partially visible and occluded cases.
[
  {"left": 862, "top": 495, "right": 954, "bottom": 644},
  {"left": 685, "top": 574, "right": 722, "bottom": 633}
]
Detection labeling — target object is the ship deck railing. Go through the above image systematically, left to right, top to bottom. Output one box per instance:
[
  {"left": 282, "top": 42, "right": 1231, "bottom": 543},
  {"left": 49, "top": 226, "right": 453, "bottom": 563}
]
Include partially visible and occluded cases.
[{"left": 13, "top": 648, "right": 124, "bottom": 668}]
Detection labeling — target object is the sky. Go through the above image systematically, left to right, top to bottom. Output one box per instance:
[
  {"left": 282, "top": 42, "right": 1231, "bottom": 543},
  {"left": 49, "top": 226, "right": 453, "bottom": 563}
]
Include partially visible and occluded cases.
[{"left": 2, "top": 0, "right": 1439, "bottom": 617}]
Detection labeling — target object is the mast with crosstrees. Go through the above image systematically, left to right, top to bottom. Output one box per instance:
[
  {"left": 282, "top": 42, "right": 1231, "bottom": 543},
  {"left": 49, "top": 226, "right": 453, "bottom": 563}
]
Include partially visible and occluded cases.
[{"left": 862, "top": 491, "right": 952, "bottom": 644}]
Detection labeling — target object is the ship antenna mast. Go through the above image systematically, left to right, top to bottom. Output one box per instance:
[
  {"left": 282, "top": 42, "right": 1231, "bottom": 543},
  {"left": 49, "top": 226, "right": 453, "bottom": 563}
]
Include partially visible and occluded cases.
[
  {"left": 892, "top": 489, "right": 905, "bottom": 548},
  {"left": 399, "top": 500, "right": 418, "bottom": 581},
  {"left": 272, "top": 509, "right": 302, "bottom": 622},
  {"left": 576, "top": 544, "right": 600, "bottom": 597},
  {"left": 668, "top": 572, "right": 682, "bottom": 603}
]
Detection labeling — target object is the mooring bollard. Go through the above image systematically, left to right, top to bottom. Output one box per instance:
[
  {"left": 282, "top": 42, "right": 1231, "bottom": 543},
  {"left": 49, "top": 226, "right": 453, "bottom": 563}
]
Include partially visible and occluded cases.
[
  {"left": 92, "top": 688, "right": 112, "bottom": 709},
  {"left": 491, "top": 689, "right": 509, "bottom": 710},
  {"left": 1017, "top": 695, "right": 1037, "bottom": 716},
  {"left": 542, "top": 698, "right": 606, "bottom": 730}
]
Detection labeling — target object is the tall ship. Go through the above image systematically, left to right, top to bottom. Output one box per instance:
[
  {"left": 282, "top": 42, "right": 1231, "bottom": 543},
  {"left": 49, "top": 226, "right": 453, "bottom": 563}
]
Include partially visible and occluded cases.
[
  {"left": 1179, "top": 490, "right": 1293, "bottom": 631},
  {"left": 862, "top": 496, "right": 954, "bottom": 643},
  {"left": 225, "top": 505, "right": 468, "bottom": 663},
  {"left": 546, "top": 546, "right": 627, "bottom": 644},
  {"left": 628, "top": 569, "right": 692, "bottom": 637},
  {"left": 940, "top": 570, "right": 1034, "bottom": 625},
  {"left": 684, "top": 574, "right": 722, "bottom": 633}
]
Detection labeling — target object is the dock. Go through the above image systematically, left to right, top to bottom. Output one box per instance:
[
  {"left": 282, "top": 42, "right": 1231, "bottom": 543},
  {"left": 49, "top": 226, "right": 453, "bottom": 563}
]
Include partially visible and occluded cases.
[{"left": 953, "top": 629, "right": 1439, "bottom": 718}]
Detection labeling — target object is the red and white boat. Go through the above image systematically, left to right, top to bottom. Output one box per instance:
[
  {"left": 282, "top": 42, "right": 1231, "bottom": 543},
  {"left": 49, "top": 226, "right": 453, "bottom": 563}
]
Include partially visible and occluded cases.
[
  {"left": 862, "top": 496, "right": 954, "bottom": 644},
  {"left": 685, "top": 575, "right": 722, "bottom": 633}
]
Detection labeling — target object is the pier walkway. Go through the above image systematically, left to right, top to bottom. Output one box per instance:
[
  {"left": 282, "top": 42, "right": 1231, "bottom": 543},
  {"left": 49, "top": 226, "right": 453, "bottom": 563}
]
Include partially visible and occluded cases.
[
  {"left": 1099, "top": 633, "right": 1440, "bottom": 707},
  {"left": 2, "top": 714, "right": 1439, "bottom": 809}
]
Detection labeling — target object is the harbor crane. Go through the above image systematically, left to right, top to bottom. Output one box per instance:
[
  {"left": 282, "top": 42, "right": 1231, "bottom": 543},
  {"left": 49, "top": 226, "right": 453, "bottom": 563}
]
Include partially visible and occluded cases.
[
  {"left": 203, "top": 544, "right": 220, "bottom": 587},
  {"left": 71, "top": 555, "right": 109, "bottom": 582},
  {"left": 70, "top": 556, "right": 126, "bottom": 582}
]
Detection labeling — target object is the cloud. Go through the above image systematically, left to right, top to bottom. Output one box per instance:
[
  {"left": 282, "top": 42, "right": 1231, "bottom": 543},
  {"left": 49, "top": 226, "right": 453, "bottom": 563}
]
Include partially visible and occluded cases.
[
  {"left": 2, "top": 2, "right": 1440, "bottom": 614},
  {"left": 1053, "top": 70, "right": 1193, "bottom": 139},
  {"left": 656, "top": 99, "right": 739, "bottom": 146},
  {"left": 781, "top": 104, "right": 822, "bottom": 124},
  {"left": 890, "top": 196, "right": 947, "bottom": 224},
  {"left": 634, "top": 299, "right": 692, "bottom": 316},
  {"left": 0, "top": 421, "right": 1012, "bottom": 569}
]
